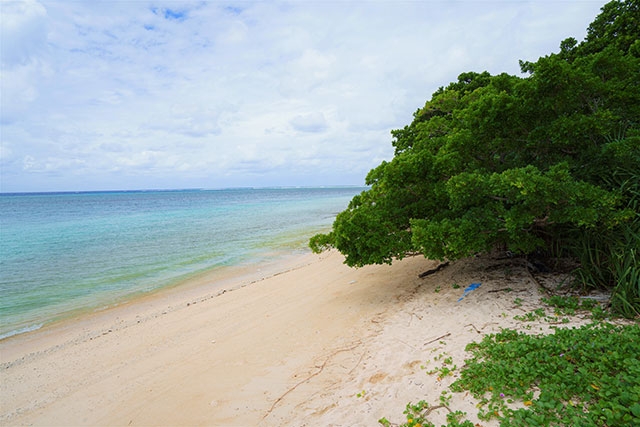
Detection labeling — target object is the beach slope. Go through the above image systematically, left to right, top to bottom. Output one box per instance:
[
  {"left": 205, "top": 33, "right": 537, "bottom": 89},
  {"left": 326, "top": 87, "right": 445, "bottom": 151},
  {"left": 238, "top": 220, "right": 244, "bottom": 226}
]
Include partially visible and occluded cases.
[{"left": 1, "top": 250, "right": 576, "bottom": 426}]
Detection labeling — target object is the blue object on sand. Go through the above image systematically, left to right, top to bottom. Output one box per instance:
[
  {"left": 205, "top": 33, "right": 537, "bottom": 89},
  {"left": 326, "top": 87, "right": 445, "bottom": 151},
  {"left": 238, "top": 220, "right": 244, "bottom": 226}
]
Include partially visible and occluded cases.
[{"left": 458, "top": 282, "right": 481, "bottom": 302}]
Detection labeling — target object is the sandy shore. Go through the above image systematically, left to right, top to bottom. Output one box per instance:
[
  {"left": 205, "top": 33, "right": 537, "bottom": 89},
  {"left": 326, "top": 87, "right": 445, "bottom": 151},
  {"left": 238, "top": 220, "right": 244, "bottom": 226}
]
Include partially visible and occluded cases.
[{"left": 0, "top": 250, "right": 592, "bottom": 426}]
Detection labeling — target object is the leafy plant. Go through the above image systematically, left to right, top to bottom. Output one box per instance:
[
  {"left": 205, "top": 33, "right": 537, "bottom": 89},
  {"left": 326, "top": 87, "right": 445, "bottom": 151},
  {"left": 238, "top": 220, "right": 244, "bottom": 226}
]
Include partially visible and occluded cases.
[
  {"left": 311, "top": 0, "right": 640, "bottom": 316},
  {"left": 571, "top": 216, "right": 640, "bottom": 318},
  {"left": 542, "top": 295, "right": 598, "bottom": 315},
  {"left": 513, "top": 308, "right": 546, "bottom": 322},
  {"left": 381, "top": 319, "right": 640, "bottom": 427},
  {"left": 451, "top": 323, "right": 640, "bottom": 426},
  {"left": 423, "top": 352, "right": 457, "bottom": 379},
  {"left": 378, "top": 400, "right": 475, "bottom": 427}
]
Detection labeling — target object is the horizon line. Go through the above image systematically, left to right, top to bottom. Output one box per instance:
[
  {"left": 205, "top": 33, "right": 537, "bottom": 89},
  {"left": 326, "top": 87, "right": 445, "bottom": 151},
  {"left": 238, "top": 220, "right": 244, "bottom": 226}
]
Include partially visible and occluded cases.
[{"left": 0, "top": 185, "right": 369, "bottom": 196}]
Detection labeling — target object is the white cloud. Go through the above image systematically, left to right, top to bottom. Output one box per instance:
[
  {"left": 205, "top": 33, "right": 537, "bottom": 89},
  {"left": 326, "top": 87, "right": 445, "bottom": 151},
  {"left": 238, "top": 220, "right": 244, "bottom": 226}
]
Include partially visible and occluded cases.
[
  {"left": 0, "top": 0, "right": 606, "bottom": 192},
  {"left": 0, "top": 0, "right": 51, "bottom": 124},
  {"left": 1, "top": 0, "right": 48, "bottom": 67},
  {"left": 290, "top": 112, "right": 328, "bottom": 133}
]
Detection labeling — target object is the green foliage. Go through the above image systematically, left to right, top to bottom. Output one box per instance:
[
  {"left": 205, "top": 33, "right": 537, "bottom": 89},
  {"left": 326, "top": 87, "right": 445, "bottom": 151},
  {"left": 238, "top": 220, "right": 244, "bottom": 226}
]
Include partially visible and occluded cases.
[
  {"left": 310, "top": 0, "right": 640, "bottom": 315},
  {"left": 580, "top": 0, "right": 640, "bottom": 55},
  {"left": 570, "top": 166, "right": 640, "bottom": 318},
  {"left": 310, "top": 186, "right": 415, "bottom": 266},
  {"left": 542, "top": 295, "right": 599, "bottom": 315},
  {"left": 512, "top": 297, "right": 609, "bottom": 324},
  {"left": 380, "top": 306, "right": 640, "bottom": 427},
  {"left": 513, "top": 307, "right": 547, "bottom": 322},
  {"left": 451, "top": 323, "right": 640, "bottom": 426},
  {"left": 423, "top": 352, "right": 457, "bottom": 378},
  {"left": 378, "top": 400, "right": 475, "bottom": 427}
]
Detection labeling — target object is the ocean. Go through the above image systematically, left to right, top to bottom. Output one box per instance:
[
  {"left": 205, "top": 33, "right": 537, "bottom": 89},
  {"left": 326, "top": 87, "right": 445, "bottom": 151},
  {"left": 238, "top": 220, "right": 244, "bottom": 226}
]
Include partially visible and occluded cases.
[{"left": 0, "top": 187, "right": 363, "bottom": 340}]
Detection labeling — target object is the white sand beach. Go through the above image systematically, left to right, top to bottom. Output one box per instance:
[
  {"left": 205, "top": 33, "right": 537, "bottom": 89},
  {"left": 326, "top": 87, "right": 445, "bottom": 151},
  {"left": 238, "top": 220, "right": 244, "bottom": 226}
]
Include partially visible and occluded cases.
[{"left": 0, "top": 250, "right": 593, "bottom": 426}]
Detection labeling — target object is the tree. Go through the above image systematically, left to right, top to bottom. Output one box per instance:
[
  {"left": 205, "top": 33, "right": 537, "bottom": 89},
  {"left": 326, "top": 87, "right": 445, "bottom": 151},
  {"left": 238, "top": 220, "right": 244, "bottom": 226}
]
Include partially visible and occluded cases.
[{"left": 311, "top": 1, "right": 639, "bottom": 314}]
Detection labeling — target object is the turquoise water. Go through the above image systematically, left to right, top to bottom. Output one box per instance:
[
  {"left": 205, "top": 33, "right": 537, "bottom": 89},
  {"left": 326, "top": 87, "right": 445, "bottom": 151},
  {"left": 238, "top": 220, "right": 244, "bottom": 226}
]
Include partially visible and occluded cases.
[{"left": 0, "top": 187, "right": 363, "bottom": 339}]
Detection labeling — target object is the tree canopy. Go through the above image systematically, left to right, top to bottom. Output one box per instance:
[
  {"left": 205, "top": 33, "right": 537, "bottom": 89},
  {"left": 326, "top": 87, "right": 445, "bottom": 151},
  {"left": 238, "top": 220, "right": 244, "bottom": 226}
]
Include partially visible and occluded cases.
[{"left": 311, "top": 0, "right": 639, "bottom": 313}]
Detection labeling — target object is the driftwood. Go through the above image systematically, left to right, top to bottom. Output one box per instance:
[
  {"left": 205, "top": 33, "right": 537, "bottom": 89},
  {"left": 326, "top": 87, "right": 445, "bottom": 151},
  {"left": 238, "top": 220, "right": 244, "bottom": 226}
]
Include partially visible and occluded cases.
[
  {"left": 418, "top": 262, "right": 450, "bottom": 278},
  {"left": 424, "top": 332, "right": 451, "bottom": 346},
  {"left": 423, "top": 404, "right": 453, "bottom": 416}
]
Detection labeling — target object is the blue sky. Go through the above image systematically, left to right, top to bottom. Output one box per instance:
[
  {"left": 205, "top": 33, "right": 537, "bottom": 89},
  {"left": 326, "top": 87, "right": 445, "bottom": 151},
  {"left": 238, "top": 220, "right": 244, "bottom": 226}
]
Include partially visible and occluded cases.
[{"left": 1, "top": 0, "right": 605, "bottom": 192}]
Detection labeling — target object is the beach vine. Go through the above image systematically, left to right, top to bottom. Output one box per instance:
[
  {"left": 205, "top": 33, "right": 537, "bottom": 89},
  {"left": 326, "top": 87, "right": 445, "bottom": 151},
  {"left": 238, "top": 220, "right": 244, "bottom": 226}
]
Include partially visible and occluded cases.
[{"left": 378, "top": 296, "right": 640, "bottom": 427}]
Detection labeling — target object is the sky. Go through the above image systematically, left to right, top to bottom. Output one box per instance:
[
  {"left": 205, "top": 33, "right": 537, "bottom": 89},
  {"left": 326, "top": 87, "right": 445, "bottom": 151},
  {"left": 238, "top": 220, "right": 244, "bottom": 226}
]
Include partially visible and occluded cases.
[{"left": 1, "top": 0, "right": 606, "bottom": 192}]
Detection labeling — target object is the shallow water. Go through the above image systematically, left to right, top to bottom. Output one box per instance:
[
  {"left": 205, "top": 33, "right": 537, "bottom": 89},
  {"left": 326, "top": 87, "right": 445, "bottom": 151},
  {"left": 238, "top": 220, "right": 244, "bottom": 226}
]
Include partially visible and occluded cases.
[{"left": 0, "top": 187, "right": 363, "bottom": 339}]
